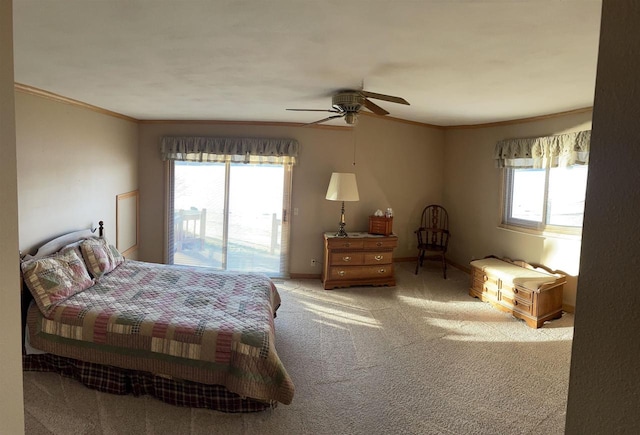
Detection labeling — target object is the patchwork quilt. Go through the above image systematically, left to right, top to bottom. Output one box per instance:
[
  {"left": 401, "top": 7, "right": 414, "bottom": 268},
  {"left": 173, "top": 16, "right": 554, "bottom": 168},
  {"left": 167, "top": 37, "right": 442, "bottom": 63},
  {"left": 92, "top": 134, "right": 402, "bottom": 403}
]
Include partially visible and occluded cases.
[{"left": 27, "top": 260, "right": 294, "bottom": 405}]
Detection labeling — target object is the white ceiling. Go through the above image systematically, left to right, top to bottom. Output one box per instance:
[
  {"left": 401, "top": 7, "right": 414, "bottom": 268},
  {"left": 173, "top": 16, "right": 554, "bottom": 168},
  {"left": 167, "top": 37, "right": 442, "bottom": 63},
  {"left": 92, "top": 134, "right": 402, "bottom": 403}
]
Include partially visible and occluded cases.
[{"left": 12, "top": 0, "right": 602, "bottom": 126}]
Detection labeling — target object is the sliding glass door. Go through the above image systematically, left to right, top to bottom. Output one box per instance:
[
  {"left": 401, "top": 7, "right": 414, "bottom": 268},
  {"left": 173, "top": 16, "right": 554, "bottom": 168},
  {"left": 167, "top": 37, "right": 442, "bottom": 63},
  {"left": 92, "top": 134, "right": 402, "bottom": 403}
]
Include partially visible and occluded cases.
[{"left": 169, "top": 161, "right": 291, "bottom": 277}]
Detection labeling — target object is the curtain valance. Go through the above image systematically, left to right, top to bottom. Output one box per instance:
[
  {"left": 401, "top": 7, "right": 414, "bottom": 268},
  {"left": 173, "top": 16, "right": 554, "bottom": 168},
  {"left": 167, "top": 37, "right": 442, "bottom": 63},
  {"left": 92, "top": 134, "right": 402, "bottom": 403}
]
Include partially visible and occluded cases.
[
  {"left": 494, "top": 130, "right": 590, "bottom": 168},
  {"left": 161, "top": 136, "right": 299, "bottom": 165}
]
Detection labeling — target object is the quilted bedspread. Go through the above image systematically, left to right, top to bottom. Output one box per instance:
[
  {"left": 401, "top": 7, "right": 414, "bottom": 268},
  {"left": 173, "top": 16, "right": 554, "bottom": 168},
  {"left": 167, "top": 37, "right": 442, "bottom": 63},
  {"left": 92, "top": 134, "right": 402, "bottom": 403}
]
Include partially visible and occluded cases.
[{"left": 26, "top": 260, "right": 294, "bottom": 405}]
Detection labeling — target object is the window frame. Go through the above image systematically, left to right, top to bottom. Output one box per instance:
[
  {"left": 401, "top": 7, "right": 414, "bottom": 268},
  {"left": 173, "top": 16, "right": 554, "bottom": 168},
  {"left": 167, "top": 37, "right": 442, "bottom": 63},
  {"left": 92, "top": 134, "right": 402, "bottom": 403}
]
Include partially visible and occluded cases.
[
  {"left": 164, "top": 159, "right": 293, "bottom": 278},
  {"left": 501, "top": 165, "right": 585, "bottom": 237}
]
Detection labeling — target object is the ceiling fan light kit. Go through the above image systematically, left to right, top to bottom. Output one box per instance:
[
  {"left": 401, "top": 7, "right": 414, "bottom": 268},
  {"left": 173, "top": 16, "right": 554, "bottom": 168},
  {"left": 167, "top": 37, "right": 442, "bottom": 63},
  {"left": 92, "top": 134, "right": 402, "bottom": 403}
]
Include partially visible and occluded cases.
[
  {"left": 287, "top": 89, "right": 409, "bottom": 126},
  {"left": 344, "top": 112, "right": 358, "bottom": 125}
]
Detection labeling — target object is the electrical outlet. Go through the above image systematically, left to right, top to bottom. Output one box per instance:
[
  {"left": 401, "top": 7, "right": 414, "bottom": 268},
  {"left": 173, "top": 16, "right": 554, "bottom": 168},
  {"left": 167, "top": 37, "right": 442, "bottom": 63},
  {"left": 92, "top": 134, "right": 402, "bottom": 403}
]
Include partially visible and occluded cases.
[{"left": 310, "top": 259, "right": 317, "bottom": 266}]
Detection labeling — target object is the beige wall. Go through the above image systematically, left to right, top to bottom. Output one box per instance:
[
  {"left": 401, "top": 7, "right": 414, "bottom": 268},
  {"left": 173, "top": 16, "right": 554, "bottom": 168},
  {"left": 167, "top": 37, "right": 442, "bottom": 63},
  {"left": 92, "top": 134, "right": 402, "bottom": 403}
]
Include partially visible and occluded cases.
[
  {"left": 0, "top": 0, "right": 25, "bottom": 432},
  {"left": 566, "top": 1, "right": 640, "bottom": 432},
  {"left": 7, "top": 2, "right": 636, "bottom": 432},
  {"left": 15, "top": 92, "right": 139, "bottom": 254},
  {"left": 442, "top": 112, "right": 592, "bottom": 308},
  {"left": 138, "top": 115, "right": 445, "bottom": 273}
]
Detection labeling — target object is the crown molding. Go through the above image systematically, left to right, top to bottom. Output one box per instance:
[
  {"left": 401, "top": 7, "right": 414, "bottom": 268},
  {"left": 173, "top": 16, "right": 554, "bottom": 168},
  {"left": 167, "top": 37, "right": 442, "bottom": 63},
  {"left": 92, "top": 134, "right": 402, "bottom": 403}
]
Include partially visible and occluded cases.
[
  {"left": 14, "top": 83, "right": 592, "bottom": 130},
  {"left": 14, "top": 83, "right": 138, "bottom": 123},
  {"left": 446, "top": 107, "right": 593, "bottom": 129},
  {"left": 359, "top": 111, "right": 446, "bottom": 129},
  {"left": 138, "top": 118, "right": 351, "bottom": 131}
]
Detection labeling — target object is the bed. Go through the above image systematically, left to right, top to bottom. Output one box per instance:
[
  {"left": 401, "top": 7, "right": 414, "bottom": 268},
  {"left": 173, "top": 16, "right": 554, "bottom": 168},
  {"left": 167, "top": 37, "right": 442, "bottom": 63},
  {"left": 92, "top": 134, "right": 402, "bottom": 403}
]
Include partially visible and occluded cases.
[{"left": 21, "top": 223, "right": 294, "bottom": 412}]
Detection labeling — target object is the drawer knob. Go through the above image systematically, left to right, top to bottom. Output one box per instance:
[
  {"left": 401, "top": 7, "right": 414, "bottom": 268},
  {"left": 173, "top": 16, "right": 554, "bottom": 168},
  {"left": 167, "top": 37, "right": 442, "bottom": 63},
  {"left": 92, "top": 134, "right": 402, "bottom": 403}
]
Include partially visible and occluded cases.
[
  {"left": 344, "top": 242, "right": 351, "bottom": 247},
  {"left": 376, "top": 242, "right": 383, "bottom": 247},
  {"left": 374, "top": 255, "right": 383, "bottom": 261},
  {"left": 342, "top": 256, "right": 352, "bottom": 262},
  {"left": 378, "top": 268, "right": 386, "bottom": 274},
  {"left": 338, "top": 270, "right": 346, "bottom": 276},
  {"left": 514, "top": 288, "right": 518, "bottom": 294},
  {"left": 514, "top": 300, "right": 518, "bottom": 305}
]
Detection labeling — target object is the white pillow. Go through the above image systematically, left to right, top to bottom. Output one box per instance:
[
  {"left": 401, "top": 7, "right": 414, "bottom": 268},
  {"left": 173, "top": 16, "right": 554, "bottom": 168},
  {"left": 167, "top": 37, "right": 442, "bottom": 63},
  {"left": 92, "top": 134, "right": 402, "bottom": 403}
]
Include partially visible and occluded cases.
[{"left": 25, "top": 229, "right": 97, "bottom": 260}]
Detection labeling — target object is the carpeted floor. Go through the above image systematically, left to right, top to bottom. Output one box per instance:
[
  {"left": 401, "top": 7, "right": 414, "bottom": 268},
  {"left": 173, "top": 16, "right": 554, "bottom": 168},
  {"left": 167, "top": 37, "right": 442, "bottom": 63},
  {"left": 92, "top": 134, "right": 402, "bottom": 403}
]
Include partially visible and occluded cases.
[{"left": 23, "top": 262, "right": 574, "bottom": 435}]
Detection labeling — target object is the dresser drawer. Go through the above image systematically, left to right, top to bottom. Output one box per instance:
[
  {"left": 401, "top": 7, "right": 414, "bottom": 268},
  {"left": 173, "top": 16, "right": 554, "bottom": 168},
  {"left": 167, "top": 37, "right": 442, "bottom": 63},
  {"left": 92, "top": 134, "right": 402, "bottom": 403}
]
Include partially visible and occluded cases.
[
  {"left": 323, "top": 233, "right": 397, "bottom": 290},
  {"left": 327, "top": 238, "right": 364, "bottom": 250},
  {"left": 363, "top": 238, "right": 397, "bottom": 249},
  {"left": 330, "top": 252, "right": 364, "bottom": 266},
  {"left": 363, "top": 252, "right": 392, "bottom": 265},
  {"left": 329, "top": 264, "right": 394, "bottom": 280},
  {"left": 472, "top": 267, "right": 499, "bottom": 288},
  {"left": 473, "top": 276, "right": 499, "bottom": 296},
  {"left": 481, "top": 282, "right": 499, "bottom": 299},
  {"left": 502, "top": 285, "right": 534, "bottom": 303},
  {"left": 499, "top": 292, "right": 533, "bottom": 315}
]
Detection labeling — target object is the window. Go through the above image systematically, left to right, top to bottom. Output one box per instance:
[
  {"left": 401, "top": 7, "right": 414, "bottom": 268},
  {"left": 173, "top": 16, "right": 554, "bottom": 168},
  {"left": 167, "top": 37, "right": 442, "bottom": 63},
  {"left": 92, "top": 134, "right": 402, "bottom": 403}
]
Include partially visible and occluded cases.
[
  {"left": 495, "top": 130, "right": 590, "bottom": 235},
  {"left": 160, "top": 135, "right": 299, "bottom": 278},
  {"left": 169, "top": 161, "right": 292, "bottom": 277},
  {"left": 503, "top": 164, "right": 588, "bottom": 233}
]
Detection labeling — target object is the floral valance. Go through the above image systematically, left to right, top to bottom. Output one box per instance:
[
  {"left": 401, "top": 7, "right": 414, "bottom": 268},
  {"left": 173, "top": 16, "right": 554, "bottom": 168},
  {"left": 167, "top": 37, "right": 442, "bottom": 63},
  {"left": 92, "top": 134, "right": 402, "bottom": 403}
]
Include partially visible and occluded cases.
[
  {"left": 494, "top": 130, "right": 590, "bottom": 168},
  {"left": 160, "top": 136, "right": 299, "bottom": 165}
]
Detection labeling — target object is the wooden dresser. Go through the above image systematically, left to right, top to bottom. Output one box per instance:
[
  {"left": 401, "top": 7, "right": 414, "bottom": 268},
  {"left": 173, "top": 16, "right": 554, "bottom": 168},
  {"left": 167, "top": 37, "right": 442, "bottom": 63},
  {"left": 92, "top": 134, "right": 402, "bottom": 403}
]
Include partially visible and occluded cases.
[
  {"left": 322, "top": 232, "right": 397, "bottom": 290},
  {"left": 469, "top": 257, "right": 565, "bottom": 328}
]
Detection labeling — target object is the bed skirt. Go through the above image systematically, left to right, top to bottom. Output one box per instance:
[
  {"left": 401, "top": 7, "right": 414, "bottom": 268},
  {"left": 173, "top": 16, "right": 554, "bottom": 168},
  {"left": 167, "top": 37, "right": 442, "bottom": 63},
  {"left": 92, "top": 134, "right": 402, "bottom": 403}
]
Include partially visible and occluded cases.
[{"left": 23, "top": 353, "right": 275, "bottom": 413}]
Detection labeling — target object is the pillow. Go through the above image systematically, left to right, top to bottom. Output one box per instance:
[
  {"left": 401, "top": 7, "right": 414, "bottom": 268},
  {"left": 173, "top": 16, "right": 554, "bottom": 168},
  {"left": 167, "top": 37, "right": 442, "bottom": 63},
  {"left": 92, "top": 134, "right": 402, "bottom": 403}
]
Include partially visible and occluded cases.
[
  {"left": 25, "top": 229, "right": 97, "bottom": 261},
  {"left": 80, "top": 238, "right": 124, "bottom": 278},
  {"left": 108, "top": 243, "right": 125, "bottom": 268},
  {"left": 21, "top": 247, "right": 94, "bottom": 316}
]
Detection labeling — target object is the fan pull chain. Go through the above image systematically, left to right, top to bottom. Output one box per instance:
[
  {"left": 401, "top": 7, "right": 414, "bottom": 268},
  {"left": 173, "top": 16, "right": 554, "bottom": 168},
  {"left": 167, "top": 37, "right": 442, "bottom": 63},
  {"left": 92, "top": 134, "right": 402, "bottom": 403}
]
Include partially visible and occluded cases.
[{"left": 352, "top": 126, "right": 357, "bottom": 166}]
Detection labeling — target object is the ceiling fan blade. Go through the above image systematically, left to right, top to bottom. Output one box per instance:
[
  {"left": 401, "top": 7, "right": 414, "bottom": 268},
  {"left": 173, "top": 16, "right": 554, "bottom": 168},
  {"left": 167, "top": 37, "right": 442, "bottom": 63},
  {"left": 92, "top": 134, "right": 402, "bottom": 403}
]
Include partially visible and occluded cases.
[
  {"left": 360, "top": 91, "right": 410, "bottom": 105},
  {"left": 363, "top": 98, "right": 390, "bottom": 116},
  {"left": 286, "top": 108, "right": 341, "bottom": 113},
  {"left": 303, "top": 114, "right": 345, "bottom": 126}
]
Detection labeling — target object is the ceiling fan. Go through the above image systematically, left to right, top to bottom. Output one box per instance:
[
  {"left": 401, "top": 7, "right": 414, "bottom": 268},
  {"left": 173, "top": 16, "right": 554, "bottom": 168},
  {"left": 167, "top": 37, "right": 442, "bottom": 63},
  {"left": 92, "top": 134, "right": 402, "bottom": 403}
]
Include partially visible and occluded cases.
[{"left": 287, "top": 89, "right": 410, "bottom": 126}]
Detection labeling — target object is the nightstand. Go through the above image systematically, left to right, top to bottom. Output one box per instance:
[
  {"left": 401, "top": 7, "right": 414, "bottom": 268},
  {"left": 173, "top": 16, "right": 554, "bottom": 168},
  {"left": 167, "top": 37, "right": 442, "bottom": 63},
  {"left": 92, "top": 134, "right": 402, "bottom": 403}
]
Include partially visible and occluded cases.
[{"left": 321, "top": 232, "right": 398, "bottom": 290}]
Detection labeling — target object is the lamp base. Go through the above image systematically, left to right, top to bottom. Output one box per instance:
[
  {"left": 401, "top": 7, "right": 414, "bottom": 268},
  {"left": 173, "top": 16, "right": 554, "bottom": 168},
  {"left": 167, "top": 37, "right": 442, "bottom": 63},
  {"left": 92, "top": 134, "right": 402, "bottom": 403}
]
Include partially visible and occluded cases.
[
  {"left": 335, "top": 201, "right": 348, "bottom": 237},
  {"left": 335, "top": 223, "right": 348, "bottom": 238}
]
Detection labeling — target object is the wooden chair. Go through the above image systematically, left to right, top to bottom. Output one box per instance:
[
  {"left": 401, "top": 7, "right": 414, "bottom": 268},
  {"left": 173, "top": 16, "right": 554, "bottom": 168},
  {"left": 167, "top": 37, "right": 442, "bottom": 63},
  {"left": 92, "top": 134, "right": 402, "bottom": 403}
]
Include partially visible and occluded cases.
[{"left": 414, "top": 204, "right": 450, "bottom": 278}]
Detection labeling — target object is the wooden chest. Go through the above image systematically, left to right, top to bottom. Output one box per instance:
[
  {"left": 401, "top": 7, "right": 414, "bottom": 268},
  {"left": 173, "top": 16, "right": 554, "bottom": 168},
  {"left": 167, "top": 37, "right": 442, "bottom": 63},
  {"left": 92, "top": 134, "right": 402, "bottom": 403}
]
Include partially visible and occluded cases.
[
  {"left": 368, "top": 216, "right": 393, "bottom": 235},
  {"left": 322, "top": 232, "right": 397, "bottom": 290},
  {"left": 469, "top": 257, "right": 565, "bottom": 328}
]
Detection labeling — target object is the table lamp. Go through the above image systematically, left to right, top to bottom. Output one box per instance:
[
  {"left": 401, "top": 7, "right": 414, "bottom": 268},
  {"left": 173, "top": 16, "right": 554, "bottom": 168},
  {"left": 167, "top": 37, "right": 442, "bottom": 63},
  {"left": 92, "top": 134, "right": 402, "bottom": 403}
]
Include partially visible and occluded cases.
[{"left": 325, "top": 172, "right": 359, "bottom": 237}]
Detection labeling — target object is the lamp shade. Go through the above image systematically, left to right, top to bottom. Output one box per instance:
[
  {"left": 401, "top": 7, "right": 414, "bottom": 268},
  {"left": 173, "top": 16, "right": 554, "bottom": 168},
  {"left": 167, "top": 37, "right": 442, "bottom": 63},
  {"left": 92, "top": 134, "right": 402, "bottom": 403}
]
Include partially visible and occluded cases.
[{"left": 325, "top": 172, "right": 359, "bottom": 202}]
